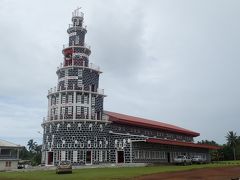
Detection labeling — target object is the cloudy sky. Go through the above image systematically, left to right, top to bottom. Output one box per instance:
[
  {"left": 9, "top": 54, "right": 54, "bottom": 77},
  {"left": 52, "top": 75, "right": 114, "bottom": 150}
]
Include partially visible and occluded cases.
[{"left": 0, "top": 0, "right": 240, "bottom": 146}]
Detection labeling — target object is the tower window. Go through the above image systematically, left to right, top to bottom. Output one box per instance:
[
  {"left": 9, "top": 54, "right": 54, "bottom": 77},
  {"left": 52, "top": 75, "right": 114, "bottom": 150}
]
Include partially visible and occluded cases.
[
  {"left": 75, "top": 36, "right": 79, "bottom": 45},
  {"left": 78, "top": 69, "right": 82, "bottom": 77},
  {"left": 78, "top": 79, "right": 82, "bottom": 87},
  {"left": 68, "top": 94, "right": 73, "bottom": 103},
  {"left": 76, "top": 94, "right": 81, "bottom": 103},
  {"left": 62, "top": 95, "right": 66, "bottom": 104},
  {"left": 84, "top": 95, "right": 88, "bottom": 104},
  {"left": 91, "top": 97, "right": 95, "bottom": 106},
  {"left": 68, "top": 106, "right": 72, "bottom": 114},
  {"left": 76, "top": 106, "right": 81, "bottom": 115},
  {"left": 57, "top": 123, "right": 60, "bottom": 131},
  {"left": 78, "top": 123, "right": 82, "bottom": 130},
  {"left": 67, "top": 124, "right": 71, "bottom": 131},
  {"left": 89, "top": 124, "right": 92, "bottom": 131},
  {"left": 99, "top": 124, "right": 103, "bottom": 132},
  {"left": 87, "top": 140, "right": 91, "bottom": 148}
]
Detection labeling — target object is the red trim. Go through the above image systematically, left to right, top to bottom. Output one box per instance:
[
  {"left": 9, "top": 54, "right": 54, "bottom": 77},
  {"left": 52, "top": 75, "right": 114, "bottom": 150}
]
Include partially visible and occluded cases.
[
  {"left": 105, "top": 111, "right": 200, "bottom": 137},
  {"left": 146, "top": 138, "right": 221, "bottom": 150}
]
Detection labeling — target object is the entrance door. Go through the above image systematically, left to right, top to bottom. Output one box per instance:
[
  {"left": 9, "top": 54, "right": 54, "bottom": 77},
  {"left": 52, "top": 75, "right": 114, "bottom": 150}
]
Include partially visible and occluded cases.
[
  {"left": 86, "top": 151, "right": 92, "bottom": 164},
  {"left": 117, "top": 151, "right": 124, "bottom": 163},
  {"left": 47, "top": 152, "right": 53, "bottom": 165},
  {"left": 167, "top": 152, "right": 171, "bottom": 163}
]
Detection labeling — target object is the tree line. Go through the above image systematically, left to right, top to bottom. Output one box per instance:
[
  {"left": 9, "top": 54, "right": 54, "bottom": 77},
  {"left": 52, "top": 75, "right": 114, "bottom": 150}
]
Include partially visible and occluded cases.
[{"left": 198, "top": 131, "right": 240, "bottom": 161}]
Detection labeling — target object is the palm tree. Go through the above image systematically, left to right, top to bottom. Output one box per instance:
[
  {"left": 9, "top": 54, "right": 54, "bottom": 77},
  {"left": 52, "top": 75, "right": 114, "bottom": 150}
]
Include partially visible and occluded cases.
[
  {"left": 226, "top": 131, "right": 238, "bottom": 160},
  {"left": 27, "top": 139, "right": 37, "bottom": 152}
]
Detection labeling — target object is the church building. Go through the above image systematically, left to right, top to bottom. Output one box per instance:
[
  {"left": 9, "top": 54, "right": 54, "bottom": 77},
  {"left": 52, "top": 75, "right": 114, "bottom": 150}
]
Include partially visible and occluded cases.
[{"left": 41, "top": 9, "right": 218, "bottom": 166}]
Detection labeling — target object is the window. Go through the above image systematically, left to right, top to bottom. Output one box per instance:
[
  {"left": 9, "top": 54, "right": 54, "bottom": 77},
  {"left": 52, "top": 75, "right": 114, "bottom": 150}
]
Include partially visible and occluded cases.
[
  {"left": 75, "top": 36, "right": 79, "bottom": 45},
  {"left": 78, "top": 69, "right": 82, "bottom": 77},
  {"left": 78, "top": 79, "right": 82, "bottom": 87},
  {"left": 68, "top": 94, "right": 73, "bottom": 103},
  {"left": 76, "top": 94, "right": 81, "bottom": 103},
  {"left": 62, "top": 95, "right": 66, "bottom": 104},
  {"left": 84, "top": 95, "right": 88, "bottom": 104},
  {"left": 56, "top": 96, "right": 59, "bottom": 104},
  {"left": 91, "top": 97, "right": 95, "bottom": 106},
  {"left": 68, "top": 106, "right": 72, "bottom": 114},
  {"left": 76, "top": 106, "right": 81, "bottom": 115},
  {"left": 55, "top": 107, "right": 58, "bottom": 115},
  {"left": 61, "top": 107, "right": 65, "bottom": 115},
  {"left": 84, "top": 107, "right": 88, "bottom": 115},
  {"left": 57, "top": 123, "right": 60, "bottom": 131},
  {"left": 78, "top": 123, "right": 82, "bottom": 130},
  {"left": 67, "top": 124, "right": 71, "bottom": 131},
  {"left": 89, "top": 124, "right": 92, "bottom": 131},
  {"left": 99, "top": 124, "right": 103, "bottom": 132},
  {"left": 49, "top": 125, "right": 52, "bottom": 133},
  {"left": 74, "top": 140, "right": 78, "bottom": 148},
  {"left": 87, "top": 140, "right": 91, "bottom": 148},
  {"left": 94, "top": 141, "right": 97, "bottom": 148},
  {"left": 99, "top": 141, "right": 102, "bottom": 148},
  {"left": 80, "top": 142, "right": 84, "bottom": 148},
  {"left": 68, "top": 143, "right": 72, "bottom": 148},
  {"left": 73, "top": 150, "right": 78, "bottom": 162},
  {"left": 94, "top": 150, "right": 98, "bottom": 161},
  {"left": 99, "top": 150, "right": 103, "bottom": 162},
  {"left": 134, "top": 150, "right": 139, "bottom": 159},
  {"left": 61, "top": 151, "right": 66, "bottom": 161},
  {"left": 105, "top": 151, "right": 108, "bottom": 161},
  {"left": 5, "top": 161, "right": 11, "bottom": 167}
]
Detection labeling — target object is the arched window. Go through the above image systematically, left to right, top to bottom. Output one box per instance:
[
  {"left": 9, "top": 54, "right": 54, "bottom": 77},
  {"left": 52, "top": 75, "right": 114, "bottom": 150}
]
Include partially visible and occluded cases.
[
  {"left": 57, "top": 123, "right": 60, "bottom": 131},
  {"left": 78, "top": 123, "right": 82, "bottom": 131},
  {"left": 67, "top": 124, "right": 71, "bottom": 131},
  {"left": 89, "top": 124, "right": 92, "bottom": 131},
  {"left": 99, "top": 124, "right": 103, "bottom": 132},
  {"left": 74, "top": 140, "right": 78, "bottom": 148},
  {"left": 87, "top": 140, "right": 91, "bottom": 148},
  {"left": 99, "top": 141, "right": 102, "bottom": 148}
]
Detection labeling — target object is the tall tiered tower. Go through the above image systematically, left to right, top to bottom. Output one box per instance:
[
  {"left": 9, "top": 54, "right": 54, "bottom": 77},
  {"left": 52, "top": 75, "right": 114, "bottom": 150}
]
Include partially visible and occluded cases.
[{"left": 42, "top": 9, "right": 108, "bottom": 166}]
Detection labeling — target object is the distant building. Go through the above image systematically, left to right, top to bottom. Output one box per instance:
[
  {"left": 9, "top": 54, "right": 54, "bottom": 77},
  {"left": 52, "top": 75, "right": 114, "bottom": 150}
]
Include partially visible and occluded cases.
[
  {"left": 41, "top": 9, "right": 219, "bottom": 166},
  {"left": 0, "top": 139, "right": 21, "bottom": 170}
]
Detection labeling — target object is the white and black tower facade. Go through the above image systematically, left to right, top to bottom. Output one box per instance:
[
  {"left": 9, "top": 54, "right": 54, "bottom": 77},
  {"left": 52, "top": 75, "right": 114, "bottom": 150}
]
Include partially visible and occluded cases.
[{"left": 42, "top": 9, "right": 109, "bottom": 166}]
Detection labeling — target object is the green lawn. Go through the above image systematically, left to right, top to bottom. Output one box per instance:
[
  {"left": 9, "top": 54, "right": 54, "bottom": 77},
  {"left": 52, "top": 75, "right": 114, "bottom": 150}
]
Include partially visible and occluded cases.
[{"left": 0, "top": 161, "right": 240, "bottom": 180}]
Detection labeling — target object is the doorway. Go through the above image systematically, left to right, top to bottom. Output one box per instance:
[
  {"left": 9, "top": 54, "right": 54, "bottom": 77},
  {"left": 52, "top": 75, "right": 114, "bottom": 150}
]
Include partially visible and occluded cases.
[
  {"left": 86, "top": 151, "right": 92, "bottom": 165},
  {"left": 117, "top": 151, "right": 124, "bottom": 163},
  {"left": 47, "top": 152, "right": 53, "bottom": 165},
  {"left": 167, "top": 152, "right": 171, "bottom": 163}
]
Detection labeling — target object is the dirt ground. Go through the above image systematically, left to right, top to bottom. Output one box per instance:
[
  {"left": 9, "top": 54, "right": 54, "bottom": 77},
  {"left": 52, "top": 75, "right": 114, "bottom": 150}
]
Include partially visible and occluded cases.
[{"left": 132, "top": 166, "right": 240, "bottom": 180}]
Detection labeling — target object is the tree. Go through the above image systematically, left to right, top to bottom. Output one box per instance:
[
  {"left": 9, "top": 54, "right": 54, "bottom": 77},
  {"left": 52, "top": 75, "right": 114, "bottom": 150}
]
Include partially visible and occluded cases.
[
  {"left": 226, "top": 131, "right": 238, "bottom": 160},
  {"left": 27, "top": 139, "right": 37, "bottom": 152}
]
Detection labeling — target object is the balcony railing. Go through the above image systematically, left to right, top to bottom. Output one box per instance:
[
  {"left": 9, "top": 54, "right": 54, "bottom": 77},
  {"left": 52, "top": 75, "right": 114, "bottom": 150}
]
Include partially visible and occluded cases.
[
  {"left": 62, "top": 43, "right": 91, "bottom": 50},
  {"left": 57, "top": 62, "right": 101, "bottom": 72},
  {"left": 48, "top": 85, "right": 105, "bottom": 96}
]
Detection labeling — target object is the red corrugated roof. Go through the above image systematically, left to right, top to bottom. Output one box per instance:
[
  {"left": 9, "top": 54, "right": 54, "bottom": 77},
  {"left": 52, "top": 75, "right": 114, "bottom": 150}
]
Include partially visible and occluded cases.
[
  {"left": 105, "top": 111, "right": 200, "bottom": 137},
  {"left": 146, "top": 138, "right": 221, "bottom": 150}
]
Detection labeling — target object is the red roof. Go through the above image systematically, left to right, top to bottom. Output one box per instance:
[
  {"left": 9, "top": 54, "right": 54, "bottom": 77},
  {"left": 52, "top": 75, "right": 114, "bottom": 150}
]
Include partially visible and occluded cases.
[
  {"left": 105, "top": 111, "right": 200, "bottom": 137},
  {"left": 146, "top": 138, "right": 221, "bottom": 150}
]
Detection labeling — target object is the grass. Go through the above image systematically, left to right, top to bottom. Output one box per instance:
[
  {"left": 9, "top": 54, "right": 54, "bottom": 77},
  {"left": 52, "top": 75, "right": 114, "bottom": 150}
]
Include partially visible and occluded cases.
[{"left": 0, "top": 161, "right": 240, "bottom": 180}]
